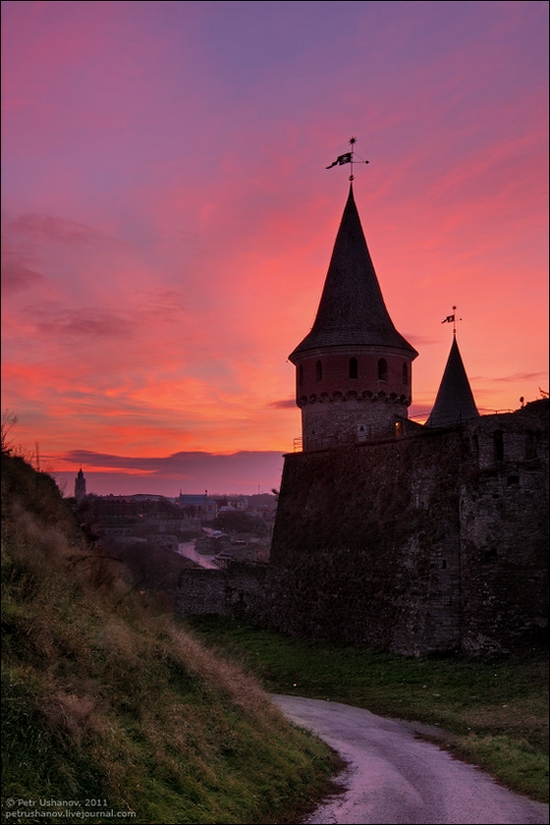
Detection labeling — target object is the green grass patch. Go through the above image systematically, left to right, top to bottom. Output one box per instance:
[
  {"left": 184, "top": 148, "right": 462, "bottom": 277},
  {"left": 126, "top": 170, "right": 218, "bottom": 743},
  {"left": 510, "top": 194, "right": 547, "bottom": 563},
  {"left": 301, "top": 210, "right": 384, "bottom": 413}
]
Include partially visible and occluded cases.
[{"left": 185, "top": 616, "right": 549, "bottom": 803}]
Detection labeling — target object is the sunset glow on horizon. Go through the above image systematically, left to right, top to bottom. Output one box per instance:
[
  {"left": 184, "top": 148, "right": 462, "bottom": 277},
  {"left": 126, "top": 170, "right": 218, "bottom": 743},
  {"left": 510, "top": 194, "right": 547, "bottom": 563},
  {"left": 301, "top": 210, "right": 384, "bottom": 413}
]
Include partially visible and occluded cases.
[{"left": 2, "top": 0, "right": 548, "bottom": 496}]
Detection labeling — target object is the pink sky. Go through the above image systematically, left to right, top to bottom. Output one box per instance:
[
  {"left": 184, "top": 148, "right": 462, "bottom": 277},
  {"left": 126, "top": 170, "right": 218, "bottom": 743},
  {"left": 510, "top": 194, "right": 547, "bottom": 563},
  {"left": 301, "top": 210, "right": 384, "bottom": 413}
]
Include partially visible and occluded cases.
[{"left": 1, "top": 0, "right": 548, "bottom": 496}]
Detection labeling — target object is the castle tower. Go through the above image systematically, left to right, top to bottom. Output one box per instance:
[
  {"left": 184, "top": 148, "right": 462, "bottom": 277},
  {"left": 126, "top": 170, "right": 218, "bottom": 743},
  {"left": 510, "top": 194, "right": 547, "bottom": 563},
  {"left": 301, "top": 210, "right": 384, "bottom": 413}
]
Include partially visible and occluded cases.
[
  {"left": 289, "top": 184, "right": 418, "bottom": 450},
  {"left": 426, "top": 333, "right": 479, "bottom": 428},
  {"left": 74, "top": 468, "right": 86, "bottom": 503}
]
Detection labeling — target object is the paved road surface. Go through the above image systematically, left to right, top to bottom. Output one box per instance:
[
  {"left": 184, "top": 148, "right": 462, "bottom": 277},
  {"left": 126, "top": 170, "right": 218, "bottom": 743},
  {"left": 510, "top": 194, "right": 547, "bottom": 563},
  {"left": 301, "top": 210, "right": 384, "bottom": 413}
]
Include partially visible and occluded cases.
[
  {"left": 177, "top": 541, "right": 218, "bottom": 569},
  {"left": 271, "top": 695, "right": 549, "bottom": 825}
]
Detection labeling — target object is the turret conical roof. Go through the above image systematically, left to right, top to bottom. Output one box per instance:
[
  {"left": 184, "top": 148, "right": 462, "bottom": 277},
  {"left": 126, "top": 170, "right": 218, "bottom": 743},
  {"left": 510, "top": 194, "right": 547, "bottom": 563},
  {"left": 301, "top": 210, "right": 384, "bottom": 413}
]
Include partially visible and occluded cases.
[
  {"left": 289, "top": 184, "right": 417, "bottom": 361},
  {"left": 426, "top": 335, "right": 479, "bottom": 428}
]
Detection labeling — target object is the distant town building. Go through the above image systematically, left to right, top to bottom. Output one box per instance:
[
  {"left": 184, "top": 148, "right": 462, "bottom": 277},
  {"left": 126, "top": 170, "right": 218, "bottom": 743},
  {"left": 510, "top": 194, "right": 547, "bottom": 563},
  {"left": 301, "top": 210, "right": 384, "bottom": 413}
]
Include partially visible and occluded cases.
[{"left": 176, "top": 493, "right": 217, "bottom": 520}]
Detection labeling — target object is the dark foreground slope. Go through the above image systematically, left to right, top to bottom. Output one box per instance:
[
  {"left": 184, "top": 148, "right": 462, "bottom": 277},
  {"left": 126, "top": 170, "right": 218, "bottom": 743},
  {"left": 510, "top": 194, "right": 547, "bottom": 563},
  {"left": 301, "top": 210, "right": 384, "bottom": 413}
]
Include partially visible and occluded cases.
[{"left": 1, "top": 453, "right": 338, "bottom": 824}]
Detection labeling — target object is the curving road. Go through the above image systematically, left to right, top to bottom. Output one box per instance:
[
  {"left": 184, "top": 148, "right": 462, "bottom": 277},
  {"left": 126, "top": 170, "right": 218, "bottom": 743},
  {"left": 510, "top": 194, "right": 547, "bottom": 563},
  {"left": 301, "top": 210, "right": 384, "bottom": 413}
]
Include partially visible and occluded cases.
[{"left": 270, "top": 695, "right": 549, "bottom": 825}]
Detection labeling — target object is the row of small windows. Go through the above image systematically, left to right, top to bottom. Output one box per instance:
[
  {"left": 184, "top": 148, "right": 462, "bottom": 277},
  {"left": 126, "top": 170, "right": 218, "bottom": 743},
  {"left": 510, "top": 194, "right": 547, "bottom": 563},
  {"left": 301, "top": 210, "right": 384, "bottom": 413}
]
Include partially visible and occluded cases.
[
  {"left": 300, "top": 359, "right": 409, "bottom": 385},
  {"left": 493, "top": 430, "right": 537, "bottom": 462},
  {"left": 472, "top": 431, "right": 538, "bottom": 463}
]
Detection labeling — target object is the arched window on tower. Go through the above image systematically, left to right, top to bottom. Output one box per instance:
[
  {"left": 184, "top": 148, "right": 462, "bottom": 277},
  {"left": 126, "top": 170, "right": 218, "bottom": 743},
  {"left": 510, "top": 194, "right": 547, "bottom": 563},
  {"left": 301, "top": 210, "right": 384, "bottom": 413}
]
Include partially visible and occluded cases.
[
  {"left": 349, "top": 357, "right": 358, "bottom": 379},
  {"left": 378, "top": 358, "right": 388, "bottom": 381},
  {"left": 315, "top": 360, "right": 323, "bottom": 382},
  {"left": 402, "top": 363, "right": 408, "bottom": 385},
  {"left": 298, "top": 364, "right": 304, "bottom": 387}
]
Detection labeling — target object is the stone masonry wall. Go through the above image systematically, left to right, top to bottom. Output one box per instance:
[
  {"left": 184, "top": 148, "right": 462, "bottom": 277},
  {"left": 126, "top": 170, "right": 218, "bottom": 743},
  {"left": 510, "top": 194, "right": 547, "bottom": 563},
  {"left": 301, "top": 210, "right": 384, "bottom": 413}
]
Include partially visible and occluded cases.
[
  {"left": 301, "top": 396, "right": 409, "bottom": 449},
  {"left": 176, "top": 400, "right": 548, "bottom": 656},
  {"left": 458, "top": 406, "right": 549, "bottom": 653},
  {"left": 268, "top": 428, "right": 465, "bottom": 654},
  {"left": 177, "top": 564, "right": 269, "bottom": 621},
  {"left": 177, "top": 569, "right": 230, "bottom": 616}
]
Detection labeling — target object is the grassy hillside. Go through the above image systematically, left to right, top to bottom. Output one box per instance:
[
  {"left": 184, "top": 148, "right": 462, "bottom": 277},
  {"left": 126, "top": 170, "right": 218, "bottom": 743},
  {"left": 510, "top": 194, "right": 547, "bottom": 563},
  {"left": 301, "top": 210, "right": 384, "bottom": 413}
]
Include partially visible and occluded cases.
[{"left": 1, "top": 453, "right": 340, "bottom": 825}]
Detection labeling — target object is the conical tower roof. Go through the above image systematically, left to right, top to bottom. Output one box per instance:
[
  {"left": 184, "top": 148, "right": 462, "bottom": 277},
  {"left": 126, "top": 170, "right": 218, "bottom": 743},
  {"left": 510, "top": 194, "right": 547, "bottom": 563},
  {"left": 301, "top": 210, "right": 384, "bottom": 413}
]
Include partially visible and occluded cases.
[
  {"left": 289, "top": 184, "right": 417, "bottom": 361},
  {"left": 426, "top": 335, "right": 479, "bottom": 428}
]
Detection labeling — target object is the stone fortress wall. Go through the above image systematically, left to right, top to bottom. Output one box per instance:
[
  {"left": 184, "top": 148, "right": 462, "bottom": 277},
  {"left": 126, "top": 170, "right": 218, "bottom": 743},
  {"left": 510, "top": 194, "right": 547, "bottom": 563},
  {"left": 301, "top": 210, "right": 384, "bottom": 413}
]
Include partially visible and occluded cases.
[{"left": 176, "top": 399, "right": 548, "bottom": 656}]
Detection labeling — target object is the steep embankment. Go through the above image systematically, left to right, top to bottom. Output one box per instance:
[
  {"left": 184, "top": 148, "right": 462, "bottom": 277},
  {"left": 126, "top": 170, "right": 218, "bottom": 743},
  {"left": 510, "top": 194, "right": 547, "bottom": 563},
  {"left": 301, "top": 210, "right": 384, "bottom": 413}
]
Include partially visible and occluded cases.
[{"left": 1, "top": 453, "right": 337, "bottom": 824}]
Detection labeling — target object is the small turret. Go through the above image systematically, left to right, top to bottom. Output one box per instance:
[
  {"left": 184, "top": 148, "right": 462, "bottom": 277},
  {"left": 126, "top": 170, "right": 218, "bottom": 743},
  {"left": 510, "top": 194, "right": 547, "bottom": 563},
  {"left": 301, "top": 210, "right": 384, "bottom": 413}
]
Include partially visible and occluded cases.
[{"left": 426, "top": 335, "right": 479, "bottom": 428}]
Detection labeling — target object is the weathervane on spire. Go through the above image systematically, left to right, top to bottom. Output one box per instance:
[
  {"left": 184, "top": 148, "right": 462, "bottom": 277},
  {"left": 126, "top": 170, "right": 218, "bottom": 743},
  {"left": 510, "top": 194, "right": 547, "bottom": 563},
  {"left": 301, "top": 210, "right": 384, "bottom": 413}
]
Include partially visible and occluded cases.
[
  {"left": 326, "top": 136, "right": 369, "bottom": 181},
  {"left": 441, "top": 306, "right": 462, "bottom": 336}
]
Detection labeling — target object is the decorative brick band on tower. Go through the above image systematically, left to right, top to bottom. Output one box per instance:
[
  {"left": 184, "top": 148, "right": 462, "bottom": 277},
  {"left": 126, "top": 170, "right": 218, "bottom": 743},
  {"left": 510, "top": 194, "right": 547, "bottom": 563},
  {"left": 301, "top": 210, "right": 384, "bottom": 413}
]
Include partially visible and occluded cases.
[{"left": 289, "top": 184, "right": 417, "bottom": 449}]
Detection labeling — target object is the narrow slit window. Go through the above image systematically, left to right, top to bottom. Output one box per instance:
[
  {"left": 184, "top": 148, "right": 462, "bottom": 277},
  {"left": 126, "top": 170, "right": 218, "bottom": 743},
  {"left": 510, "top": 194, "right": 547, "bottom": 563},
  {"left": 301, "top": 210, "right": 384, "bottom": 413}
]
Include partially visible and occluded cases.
[
  {"left": 349, "top": 357, "right": 358, "bottom": 379},
  {"left": 378, "top": 358, "right": 388, "bottom": 381},
  {"left": 315, "top": 360, "right": 322, "bottom": 382},
  {"left": 402, "top": 363, "right": 408, "bottom": 384},
  {"left": 494, "top": 430, "right": 504, "bottom": 461},
  {"left": 525, "top": 431, "right": 536, "bottom": 459}
]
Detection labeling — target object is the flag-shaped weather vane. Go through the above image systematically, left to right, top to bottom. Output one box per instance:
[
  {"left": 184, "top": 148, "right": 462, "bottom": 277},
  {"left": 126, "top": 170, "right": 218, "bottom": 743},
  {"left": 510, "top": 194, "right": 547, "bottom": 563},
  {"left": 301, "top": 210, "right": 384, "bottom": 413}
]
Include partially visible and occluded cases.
[
  {"left": 326, "top": 136, "right": 369, "bottom": 181},
  {"left": 441, "top": 306, "right": 462, "bottom": 335}
]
